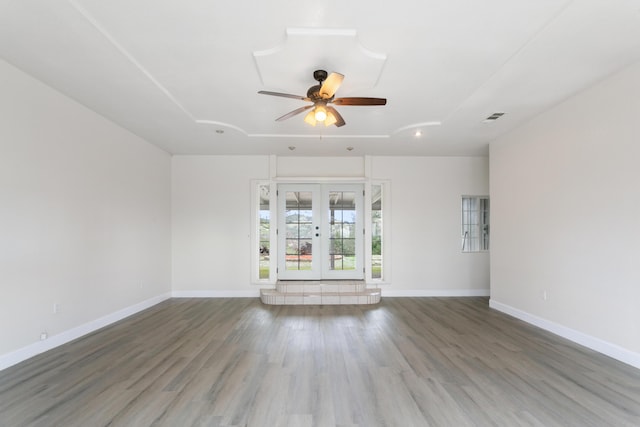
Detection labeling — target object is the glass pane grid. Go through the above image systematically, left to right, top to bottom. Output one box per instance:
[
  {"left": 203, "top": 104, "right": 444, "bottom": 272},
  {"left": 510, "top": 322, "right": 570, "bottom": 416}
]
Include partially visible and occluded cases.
[
  {"left": 258, "top": 185, "right": 270, "bottom": 279},
  {"left": 371, "top": 185, "right": 383, "bottom": 279},
  {"left": 285, "top": 191, "right": 314, "bottom": 271},
  {"left": 328, "top": 191, "right": 356, "bottom": 272},
  {"left": 462, "top": 196, "right": 489, "bottom": 252}
]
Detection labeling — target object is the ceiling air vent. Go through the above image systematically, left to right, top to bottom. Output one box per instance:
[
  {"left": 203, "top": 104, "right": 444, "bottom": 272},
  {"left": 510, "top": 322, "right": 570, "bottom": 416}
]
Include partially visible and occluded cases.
[{"left": 483, "top": 112, "right": 505, "bottom": 123}]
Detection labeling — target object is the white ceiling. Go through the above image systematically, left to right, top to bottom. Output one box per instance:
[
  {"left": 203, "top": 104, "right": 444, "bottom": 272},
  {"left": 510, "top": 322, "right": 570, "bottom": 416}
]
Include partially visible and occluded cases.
[{"left": 1, "top": 0, "right": 640, "bottom": 157}]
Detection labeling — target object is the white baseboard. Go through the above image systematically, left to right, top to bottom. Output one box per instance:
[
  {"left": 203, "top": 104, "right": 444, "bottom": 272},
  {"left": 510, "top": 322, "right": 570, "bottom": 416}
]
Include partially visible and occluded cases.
[
  {"left": 170, "top": 287, "right": 491, "bottom": 298},
  {"left": 382, "top": 288, "right": 490, "bottom": 297},
  {"left": 172, "top": 289, "right": 490, "bottom": 298},
  {"left": 172, "top": 290, "right": 260, "bottom": 298},
  {"left": 0, "top": 293, "right": 172, "bottom": 372},
  {"left": 489, "top": 299, "right": 640, "bottom": 370}
]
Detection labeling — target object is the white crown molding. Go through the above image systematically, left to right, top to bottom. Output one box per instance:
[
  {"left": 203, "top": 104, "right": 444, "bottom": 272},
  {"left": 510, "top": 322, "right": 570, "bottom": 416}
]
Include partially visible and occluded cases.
[
  {"left": 68, "top": 0, "right": 197, "bottom": 122},
  {"left": 69, "top": 0, "right": 251, "bottom": 136},
  {"left": 253, "top": 27, "right": 387, "bottom": 90},
  {"left": 195, "top": 120, "right": 249, "bottom": 135},
  {"left": 393, "top": 121, "right": 443, "bottom": 135},
  {"left": 247, "top": 133, "right": 389, "bottom": 139},
  {"left": 0, "top": 293, "right": 172, "bottom": 372},
  {"left": 489, "top": 299, "right": 640, "bottom": 370}
]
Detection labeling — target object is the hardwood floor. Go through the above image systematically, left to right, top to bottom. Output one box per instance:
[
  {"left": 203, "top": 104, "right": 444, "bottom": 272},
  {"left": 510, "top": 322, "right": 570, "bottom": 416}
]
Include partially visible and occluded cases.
[{"left": 1, "top": 297, "right": 639, "bottom": 426}]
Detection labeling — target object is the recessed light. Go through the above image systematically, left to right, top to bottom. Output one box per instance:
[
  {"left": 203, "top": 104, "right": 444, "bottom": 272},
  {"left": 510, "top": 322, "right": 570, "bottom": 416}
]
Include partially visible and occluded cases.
[
  {"left": 215, "top": 129, "right": 224, "bottom": 134},
  {"left": 414, "top": 130, "right": 422, "bottom": 137},
  {"left": 288, "top": 146, "right": 296, "bottom": 151},
  {"left": 346, "top": 147, "right": 354, "bottom": 151}
]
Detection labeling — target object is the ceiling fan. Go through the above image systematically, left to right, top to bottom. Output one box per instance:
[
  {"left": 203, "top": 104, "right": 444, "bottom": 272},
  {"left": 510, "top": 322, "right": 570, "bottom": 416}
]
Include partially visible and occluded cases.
[{"left": 258, "top": 69, "right": 386, "bottom": 127}]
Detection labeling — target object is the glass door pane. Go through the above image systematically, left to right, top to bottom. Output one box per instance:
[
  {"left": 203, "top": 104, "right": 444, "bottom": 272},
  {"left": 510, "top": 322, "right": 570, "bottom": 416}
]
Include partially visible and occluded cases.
[
  {"left": 321, "top": 184, "right": 363, "bottom": 279},
  {"left": 278, "top": 185, "right": 321, "bottom": 280},
  {"left": 285, "top": 191, "right": 313, "bottom": 271},
  {"left": 328, "top": 191, "right": 357, "bottom": 271}
]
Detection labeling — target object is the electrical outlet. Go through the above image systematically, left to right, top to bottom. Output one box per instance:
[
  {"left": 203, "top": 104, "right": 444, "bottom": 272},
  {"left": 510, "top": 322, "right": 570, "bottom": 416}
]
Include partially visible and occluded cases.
[
  {"left": 542, "top": 291, "right": 549, "bottom": 301},
  {"left": 53, "top": 302, "right": 60, "bottom": 314},
  {"left": 40, "top": 332, "right": 48, "bottom": 340}
]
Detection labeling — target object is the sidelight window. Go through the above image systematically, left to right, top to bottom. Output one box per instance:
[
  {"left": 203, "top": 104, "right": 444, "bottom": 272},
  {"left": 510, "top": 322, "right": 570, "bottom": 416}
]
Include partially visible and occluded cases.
[
  {"left": 371, "top": 184, "right": 383, "bottom": 279},
  {"left": 258, "top": 185, "right": 271, "bottom": 279}
]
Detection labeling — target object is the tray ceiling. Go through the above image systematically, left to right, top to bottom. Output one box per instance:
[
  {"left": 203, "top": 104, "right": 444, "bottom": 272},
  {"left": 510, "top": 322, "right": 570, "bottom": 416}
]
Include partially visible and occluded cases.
[{"left": 1, "top": 0, "right": 639, "bottom": 156}]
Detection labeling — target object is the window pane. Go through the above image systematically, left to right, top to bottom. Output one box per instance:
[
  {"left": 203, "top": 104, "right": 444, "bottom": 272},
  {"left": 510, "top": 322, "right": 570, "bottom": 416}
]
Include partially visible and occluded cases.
[
  {"left": 259, "top": 184, "right": 270, "bottom": 279},
  {"left": 371, "top": 184, "right": 383, "bottom": 279},
  {"left": 285, "top": 191, "right": 314, "bottom": 271},
  {"left": 327, "top": 191, "right": 356, "bottom": 272},
  {"left": 462, "top": 196, "right": 489, "bottom": 252},
  {"left": 342, "top": 210, "right": 356, "bottom": 224},
  {"left": 342, "top": 223, "right": 355, "bottom": 238},
  {"left": 329, "top": 238, "right": 341, "bottom": 254},
  {"left": 343, "top": 238, "right": 356, "bottom": 255}
]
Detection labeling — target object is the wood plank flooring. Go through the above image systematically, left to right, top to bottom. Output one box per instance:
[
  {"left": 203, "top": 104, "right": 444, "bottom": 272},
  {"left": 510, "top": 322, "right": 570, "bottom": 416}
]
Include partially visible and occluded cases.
[{"left": 1, "top": 297, "right": 639, "bottom": 426}]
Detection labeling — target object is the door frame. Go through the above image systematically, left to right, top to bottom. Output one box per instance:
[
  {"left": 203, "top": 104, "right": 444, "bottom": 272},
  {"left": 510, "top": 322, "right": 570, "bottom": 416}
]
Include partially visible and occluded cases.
[
  {"left": 251, "top": 178, "right": 391, "bottom": 285},
  {"left": 277, "top": 183, "right": 364, "bottom": 280}
]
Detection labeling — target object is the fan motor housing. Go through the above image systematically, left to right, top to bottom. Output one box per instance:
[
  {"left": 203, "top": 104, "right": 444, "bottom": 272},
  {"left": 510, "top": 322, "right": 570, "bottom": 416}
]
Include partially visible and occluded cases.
[
  {"left": 313, "top": 69, "right": 328, "bottom": 83},
  {"left": 307, "top": 70, "right": 329, "bottom": 101},
  {"left": 306, "top": 85, "right": 323, "bottom": 101}
]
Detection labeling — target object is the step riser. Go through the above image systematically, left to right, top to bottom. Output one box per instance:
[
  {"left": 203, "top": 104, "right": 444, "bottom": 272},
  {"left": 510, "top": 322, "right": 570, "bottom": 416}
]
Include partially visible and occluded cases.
[
  {"left": 261, "top": 280, "right": 381, "bottom": 305},
  {"left": 276, "top": 283, "right": 366, "bottom": 293},
  {"left": 260, "top": 291, "right": 381, "bottom": 305}
]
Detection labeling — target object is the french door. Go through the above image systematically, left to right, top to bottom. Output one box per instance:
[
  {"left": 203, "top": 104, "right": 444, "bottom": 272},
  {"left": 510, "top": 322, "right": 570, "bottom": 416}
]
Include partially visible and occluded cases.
[{"left": 277, "top": 184, "right": 363, "bottom": 280}]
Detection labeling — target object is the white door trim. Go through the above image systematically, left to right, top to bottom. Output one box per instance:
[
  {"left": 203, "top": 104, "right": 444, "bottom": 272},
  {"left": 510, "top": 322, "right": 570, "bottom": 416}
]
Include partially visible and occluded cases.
[{"left": 277, "top": 183, "right": 364, "bottom": 280}]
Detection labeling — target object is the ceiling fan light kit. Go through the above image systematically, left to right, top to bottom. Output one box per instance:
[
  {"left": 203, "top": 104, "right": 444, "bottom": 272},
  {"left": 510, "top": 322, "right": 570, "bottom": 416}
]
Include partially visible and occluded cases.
[
  {"left": 259, "top": 69, "right": 386, "bottom": 127},
  {"left": 314, "top": 105, "right": 327, "bottom": 121},
  {"left": 304, "top": 109, "right": 318, "bottom": 126}
]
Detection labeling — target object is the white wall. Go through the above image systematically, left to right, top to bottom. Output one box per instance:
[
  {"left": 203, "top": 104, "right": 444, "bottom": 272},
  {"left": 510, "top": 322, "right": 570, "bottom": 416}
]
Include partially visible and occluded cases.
[
  {"left": 0, "top": 60, "right": 172, "bottom": 363},
  {"left": 490, "top": 61, "right": 640, "bottom": 365},
  {"left": 171, "top": 155, "right": 490, "bottom": 296},
  {"left": 171, "top": 155, "right": 269, "bottom": 295},
  {"left": 372, "top": 156, "right": 490, "bottom": 295}
]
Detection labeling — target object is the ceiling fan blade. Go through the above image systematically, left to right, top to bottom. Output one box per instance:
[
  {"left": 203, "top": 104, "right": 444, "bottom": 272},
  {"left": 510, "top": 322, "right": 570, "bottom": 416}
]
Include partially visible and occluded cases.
[
  {"left": 319, "top": 72, "right": 344, "bottom": 98},
  {"left": 258, "top": 90, "right": 310, "bottom": 101},
  {"left": 332, "top": 97, "right": 387, "bottom": 106},
  {"left": 275, "top": 105, "right": 313, "bottom": 121},
  {"left": 326, "top": 106, "right": 346, "bottom": 127}
]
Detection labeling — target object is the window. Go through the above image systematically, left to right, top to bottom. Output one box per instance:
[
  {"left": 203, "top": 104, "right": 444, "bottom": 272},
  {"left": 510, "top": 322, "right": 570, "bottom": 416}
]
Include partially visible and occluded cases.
[
  {"left": 258, "top": 184, "right": 271, "bottom": 279},
  {"left": 371, "top": 184, "right": 383, "bottom": 279},
  {"left": 462, "top": 196, "right": 489, "bottom": 252}
]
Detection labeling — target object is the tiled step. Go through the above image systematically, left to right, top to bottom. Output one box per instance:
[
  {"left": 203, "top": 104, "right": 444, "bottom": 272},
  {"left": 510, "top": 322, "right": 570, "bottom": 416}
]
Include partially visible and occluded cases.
[
  {"left": 260, "top": 280, "right": 381, "bottom": 305},
  {"left": 275, "top": 280, "right": 366, "bottom": 294},
  {"left": 260, "top": 288, "right": 381, "bottom": 305}
]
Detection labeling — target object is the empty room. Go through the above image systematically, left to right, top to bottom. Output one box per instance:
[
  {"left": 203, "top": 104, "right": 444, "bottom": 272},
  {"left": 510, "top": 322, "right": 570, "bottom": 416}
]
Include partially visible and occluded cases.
[{"left": 1, "top": 1, "right": 639, "bottom": 426}]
